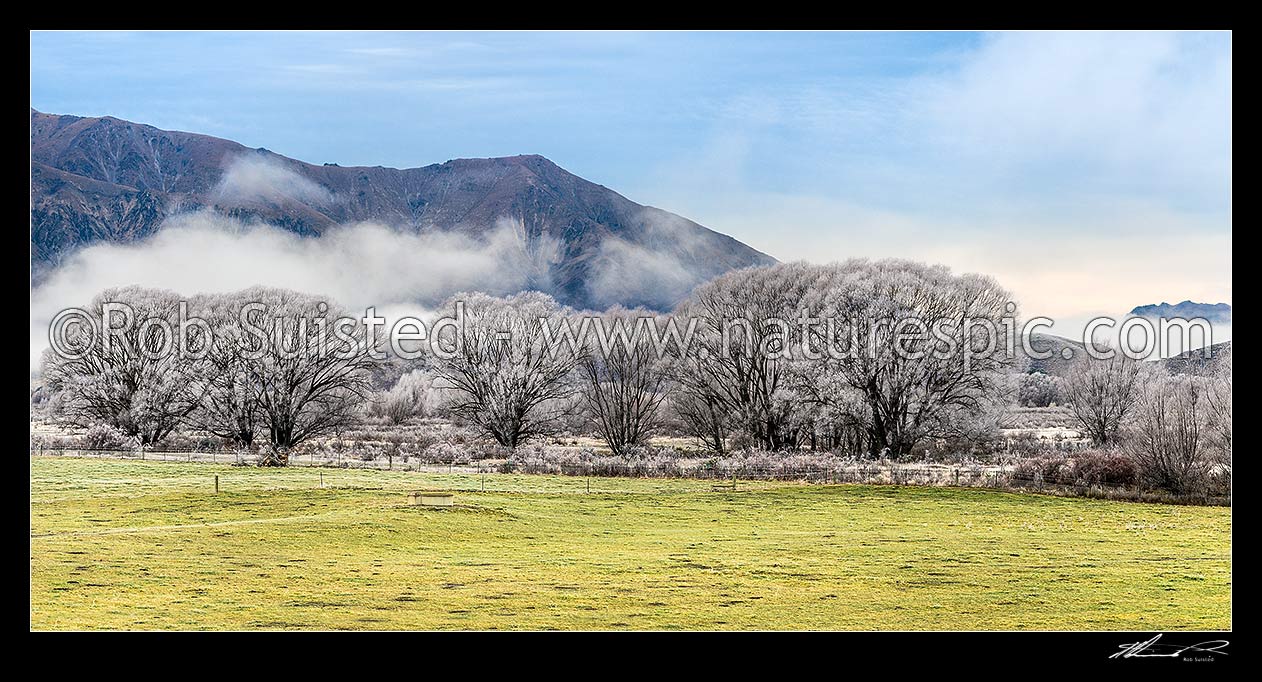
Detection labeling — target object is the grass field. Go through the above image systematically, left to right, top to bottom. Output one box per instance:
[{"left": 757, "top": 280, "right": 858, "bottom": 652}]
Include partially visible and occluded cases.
[{"left": 29, "top": 456, "right": 1231, "bottom": 630}]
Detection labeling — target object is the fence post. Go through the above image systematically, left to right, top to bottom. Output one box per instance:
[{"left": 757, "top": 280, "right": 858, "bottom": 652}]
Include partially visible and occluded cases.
[{"left": 214, "top": 475, "right": 219, "bottom": 494}]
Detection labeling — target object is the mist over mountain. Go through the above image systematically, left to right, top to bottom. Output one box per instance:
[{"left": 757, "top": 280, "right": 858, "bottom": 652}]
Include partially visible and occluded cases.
[
  {"left": 30, "top": 109, "right": 775, "bottom": 310},
  {"left": 1129, "top": 300, "right": 1231, "bottom": 324}
]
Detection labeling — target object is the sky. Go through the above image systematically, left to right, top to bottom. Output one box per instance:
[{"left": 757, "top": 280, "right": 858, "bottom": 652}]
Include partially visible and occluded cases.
[{"left": 30, "top": 30, "right": 1232, "bottom": 330}]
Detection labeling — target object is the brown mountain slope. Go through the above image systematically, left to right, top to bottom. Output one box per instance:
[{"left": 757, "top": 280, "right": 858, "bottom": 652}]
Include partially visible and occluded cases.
[{"left": 30, "top": 110, "right": 776, "bottom": 309}]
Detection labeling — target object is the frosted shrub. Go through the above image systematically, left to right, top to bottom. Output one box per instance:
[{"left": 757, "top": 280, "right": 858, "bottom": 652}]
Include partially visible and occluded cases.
[
  {"left": 1019, "top": 372, "right": 1063, "bottom": 407},
  {"left": 82, "top": 424, "right": 131, "bottom": 451},
  {"left": 422, "top": 441, "right": 470, "bottom": 465}
]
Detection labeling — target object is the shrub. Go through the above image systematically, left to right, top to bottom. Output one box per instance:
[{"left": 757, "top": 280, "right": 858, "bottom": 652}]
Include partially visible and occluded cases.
[
  {"left": 1018, "top": 372, "right": 1063, "bottom": 407},
  {"left": 82, "top": 424, "right": 131, "bottom": 451},
  {"left": 728, "top": 430, "right": 757, "bottom": 452},
  {"left": 1005, "top": 431, "right": 1043, "bottom": 457},
  {"left": 409, "top": 432, "right": 440, "bottom": 453},
  {"left": 422, "top": 441, "right": 471, "bottom": 465},
  {"left": 465, "top": 442, "right": 513, "bottom": 461},
  {"left": 1072, "top": 450, "right": 1138, "bottom": 487},
  {"left": 1040, "top": 457, "right": 1077, "bottom": 485},
  {"left": 1010, "top": 458, "right": 1042, "bottom": 484}
]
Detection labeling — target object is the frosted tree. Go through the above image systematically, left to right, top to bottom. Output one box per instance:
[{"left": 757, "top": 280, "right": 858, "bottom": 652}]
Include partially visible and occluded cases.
[
  {"left": 798, "top": 259, "right": 1016, "bottom": 458},
  {"left": 670, "top": 262, "right": 820, "bottom": 451},
  {"left": 41, "top": 286, "right": 204, "bottom": 446},
  {"left": 234, "top": 287, "right": 378, "bottom": 463},
  {"left": 433, "top": 291, "right": 580, "bottom": 448},
  {"left": 184, "top": 292, "right": 262, "bottom": 447},
  {"left": 578, "top": 308, "right": 669, "bottom": 456},
  {"left": 1204, "top": 347, "right": 1232, "bottom": 467},
  {"left": 1063, "top": 352, "right": 1146, "bottom": 446},
  {"left": 369, "top": 368, "right": 442, "bottom": 424},
  {"left": 1018, "top": 371, "right": 1063, "bottom": 407},
  {"left": 1125, "top": 372, "right": 1214, "bottom": 493},
  {"left": 668, "top": 388, "right": 730, "bottom": 454}
]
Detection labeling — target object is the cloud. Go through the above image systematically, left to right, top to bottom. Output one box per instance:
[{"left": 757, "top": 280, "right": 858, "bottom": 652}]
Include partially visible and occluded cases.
[
  {"left": 641, "top": 31, "right": 1231, "bottom": 326},
  {"left": 909, "top": 31, "right": 1231, "bottom": 205},
  {"left": 214, "top": 154, "right": 334, "bottom": 206},
  {"left": 28, "top": 206, "right": 729, "bottom": 371},
  {"left": 583, "top": 206, "right": 752, "bottom": 311},
  {"left": 28, "top": 212, "right": 560, "bottom": 371},
  {"left": 482, "top": 216, "right": 564, "bottom": 293},
  {"left": 586, "top": 237, "right": 699, "bottom": 312}
]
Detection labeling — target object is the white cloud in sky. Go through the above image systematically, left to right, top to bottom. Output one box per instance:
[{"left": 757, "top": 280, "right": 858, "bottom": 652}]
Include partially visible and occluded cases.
[
  {"left": 642, "top": 31, "right": 1231, "bottom": 324},
  {"left": 911, "top": 31, "right": 1230, "bottom": 201}
]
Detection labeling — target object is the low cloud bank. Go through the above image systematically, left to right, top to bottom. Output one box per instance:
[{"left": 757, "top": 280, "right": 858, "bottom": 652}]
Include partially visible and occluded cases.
[{"left": 29, "top": 212, "right": 559, "bottom": 371}]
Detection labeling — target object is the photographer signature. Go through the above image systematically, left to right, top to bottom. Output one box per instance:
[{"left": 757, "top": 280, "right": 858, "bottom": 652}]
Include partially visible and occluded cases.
[{"left": 1111, "top": 634, "right": 1229, "bottom": 659}]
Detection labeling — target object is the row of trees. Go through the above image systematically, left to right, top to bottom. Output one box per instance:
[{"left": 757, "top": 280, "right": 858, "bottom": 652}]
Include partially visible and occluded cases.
[
  {"left": 41, "top": 260, "right": 1231, "bottom": 492},
  {"left": 43, "top": 260, "right": 1017, "bottom": 462},
  {"left": 431, "top": 260, "right": 1016, "bottom": 459},
  {"left": 43, "top": 286, "right": 376, "bottom": 464}
]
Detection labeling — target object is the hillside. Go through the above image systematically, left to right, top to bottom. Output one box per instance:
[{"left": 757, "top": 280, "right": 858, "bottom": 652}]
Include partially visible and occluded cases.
[{"left": 31, "top": 110, "right": 775, "bottom": 309}]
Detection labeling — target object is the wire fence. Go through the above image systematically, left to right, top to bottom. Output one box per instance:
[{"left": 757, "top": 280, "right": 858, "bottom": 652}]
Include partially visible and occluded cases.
[{"left": 29, "top": 444, "right": 1229, "bottom": 506}]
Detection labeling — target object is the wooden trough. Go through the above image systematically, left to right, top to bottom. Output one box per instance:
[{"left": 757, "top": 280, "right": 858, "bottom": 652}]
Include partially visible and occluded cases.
[{"left": 409, "top": 490, "right": 455, "bottom": 508}]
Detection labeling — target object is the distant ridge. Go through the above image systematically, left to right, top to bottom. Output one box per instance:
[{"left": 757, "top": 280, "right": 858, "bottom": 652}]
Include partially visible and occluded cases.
[{"left": 1129, "top": 301, "right": 1231, "bottom": 324}]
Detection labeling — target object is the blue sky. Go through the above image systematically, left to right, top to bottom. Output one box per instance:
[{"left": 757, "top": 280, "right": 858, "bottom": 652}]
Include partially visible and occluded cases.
[{"left": 30, "top": 30, "right": 1231, "bottom": 322}]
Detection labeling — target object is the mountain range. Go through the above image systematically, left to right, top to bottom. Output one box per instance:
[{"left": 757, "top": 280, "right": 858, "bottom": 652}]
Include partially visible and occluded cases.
[
  {"left": 30, "top": 109, "right": 775, "bottom": 310},
  {"left": 1129, "top": 301, "right": 1231, "bottom": 324}
]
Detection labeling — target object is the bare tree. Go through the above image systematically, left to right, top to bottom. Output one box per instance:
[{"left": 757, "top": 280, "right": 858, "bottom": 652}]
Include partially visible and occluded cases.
[
  {"left": 671, "top": 263, "right": 817, "bottom": 451},
  {"left": 41, "top": 286, "right": 204, "bottom": 446},
  {"left": 234, "top": 287, "right": 378, "bottom": 463},
  {"left": 433, "top": 291, "right": 580, "bottom": 448},
  {"left": 184, "top": 292, "right": 261, "bottom": 447},
  {"left": 578, "top": 308, "right": 669, "bottom": 456},
  {"left": 1204, "top": 346, "right": 1232, "bottom": 463},
  {"left": 1063, "top": 353, "right": 1145, "bottom": 446},
  {"left": 1126, "top": 373, "right": 1213, "bottom": 494},
  {"left": 801, "top": 380, "right": 871, "bottom": 453},
  {"left": 669, "top": 386, "right": 731, "bottom": 454}
]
